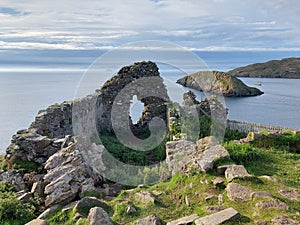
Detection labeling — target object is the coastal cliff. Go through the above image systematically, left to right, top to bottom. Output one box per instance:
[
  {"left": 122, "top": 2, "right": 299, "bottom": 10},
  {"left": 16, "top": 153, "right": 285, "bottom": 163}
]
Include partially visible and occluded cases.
[
  {"left": 227, "top": 57, "right": 300, "bottom": 78},
  {"left": 176, "top": 71, "right": 263, "bottom": 97}
]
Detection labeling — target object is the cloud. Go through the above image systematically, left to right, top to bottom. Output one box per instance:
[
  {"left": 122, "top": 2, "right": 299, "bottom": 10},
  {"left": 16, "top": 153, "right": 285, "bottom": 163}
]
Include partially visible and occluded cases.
[{"left": 0, "top": 0, "right": 299, "bottom": 51}]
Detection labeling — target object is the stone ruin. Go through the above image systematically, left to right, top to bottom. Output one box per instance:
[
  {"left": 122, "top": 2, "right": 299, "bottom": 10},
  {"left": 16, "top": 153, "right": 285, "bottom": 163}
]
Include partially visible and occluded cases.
[
  {"left": 1, "top": 61, "right": 171, "bottom": 207},
  {"left": 5, "top": 61, "right": 169, "bottom": 164},
  {"left": 95, "top": 61, "right": 169, "bottom": 137},
  {"left": 168, "top": 90, "right": 227, "bottom": 140}
]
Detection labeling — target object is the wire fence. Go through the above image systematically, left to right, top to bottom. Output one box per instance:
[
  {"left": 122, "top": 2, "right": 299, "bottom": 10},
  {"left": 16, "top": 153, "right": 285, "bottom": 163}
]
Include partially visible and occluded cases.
[{"left": 226, "top": 119, "right": 297, "bottom": 133}]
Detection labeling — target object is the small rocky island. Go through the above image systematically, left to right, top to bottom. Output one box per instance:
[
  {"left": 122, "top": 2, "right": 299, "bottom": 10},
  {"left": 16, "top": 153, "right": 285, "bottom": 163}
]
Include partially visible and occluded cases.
[
  {"left": 227, "top": 57, "right": 300, "bottom": 78},
  {"left": 176, "top": 71, "right": 263, "bottom": 97}
]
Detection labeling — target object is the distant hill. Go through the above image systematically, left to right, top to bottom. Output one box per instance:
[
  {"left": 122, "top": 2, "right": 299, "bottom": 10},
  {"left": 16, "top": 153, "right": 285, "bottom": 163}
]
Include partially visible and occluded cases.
[
  {"left": 227, "top": 57, "right": 300, "bottom": 78},
  {"left": 176, "top": 71, "right": 263, "bottom": 97}
]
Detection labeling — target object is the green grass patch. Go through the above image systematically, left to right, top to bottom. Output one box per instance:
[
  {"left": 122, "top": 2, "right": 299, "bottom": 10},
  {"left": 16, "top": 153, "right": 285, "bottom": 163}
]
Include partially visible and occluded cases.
[
  {"left": 223, "top": 141, "right": 300, "bottom": 188},
  {"left": 7, "top": 157, "right": 39, "bottom": 172},
  {"left": 81, "top": 190, "right": 103, "bottom": 199},
  {"left": 0, "top": 192, "right": 36, "bottom": 225},
  {"left": 46, "top": 206, "right": 80, "bottom": 225}
]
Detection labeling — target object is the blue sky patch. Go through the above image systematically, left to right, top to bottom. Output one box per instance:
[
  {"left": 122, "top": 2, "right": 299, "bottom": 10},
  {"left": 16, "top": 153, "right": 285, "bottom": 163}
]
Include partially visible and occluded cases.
[{"left": 0, "top": 7, "right": 29, "bottom": 16}]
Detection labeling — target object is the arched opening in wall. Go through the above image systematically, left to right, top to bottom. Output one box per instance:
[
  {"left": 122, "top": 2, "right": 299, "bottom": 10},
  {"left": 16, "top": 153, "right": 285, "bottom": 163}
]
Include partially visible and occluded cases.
[{"left": 130, "top": 95, "right": 144, "bottom": 124}]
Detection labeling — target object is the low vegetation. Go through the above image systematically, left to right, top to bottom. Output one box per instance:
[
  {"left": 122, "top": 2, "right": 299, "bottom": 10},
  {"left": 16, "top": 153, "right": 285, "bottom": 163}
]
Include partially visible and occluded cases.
[
  {"left": 0, "top": 116, "right": 299, "bottom": 224},
  {"left": 42, "top": 127, "right": 300, "bottom": 225},
  {"left": 102, "top": 134, "right": 299, "bottom": 225},
  {"left": 0, "top": 156, "right": 38, "bottom": 172},
  {"left": 0, "top": 182, "right": 37, "bottom": 225}
]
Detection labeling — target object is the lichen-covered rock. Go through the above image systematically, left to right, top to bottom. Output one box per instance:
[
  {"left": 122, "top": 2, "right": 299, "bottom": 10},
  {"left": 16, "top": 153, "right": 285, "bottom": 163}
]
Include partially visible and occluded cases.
[
  {"left": 4, "top": 100, "right": 74, "bottom": 165},
  {"left": 30, "top": 101, "right": 73, "bottom": 138},
  {"left": 6, "top": 129, "right": 73, "bottom": 164},
  {"left": 196, "top": 136, "right": 218, "bottom": 151},
  {"left": 166, "top": 137, "right": 229, "bottom": 174},
  {"left": 166, "top": 140, "right": 197, "bottom": 175},
  {"left": 43, "top": 141, "right": 101, "bottom": 207},
  {"left": 194, "top": 145, "right": 229, "bottom": 172},
  {"left": 217, "top": 164, "right": 233, "bottom": 175},
  {"left": 225, "top": 165, "right": 251, "bottom": 182},
  {"left": 0, "top": 170, "right": 27, "bottom": 191},
  {"left": 259, "top": 175, "right": 279, "bottom": 184},
  {"left": 213, "top": 177, "right": 225, "bottom": 188},
  {"left": 31, "top": 180, "right": 45, "bottom": 197},
  {"left": 97, "top": 183, "right": 122, "bottom": 197},
  {"left": 226, "top": 183, "right": 254, "bottom": 202},
  {"left": 278, "top": 189, "right": 300, "bottom": 201},
  {"left": 134, "top": 191, "right": 156, "bottom": 204},
  {"left": 252, "top": 191, "right": 273, "bottom": 199},
  {"left": 18, "top": 192, "right": 33, "bottom": 202},
  {"left": 74, "top": 197, "right": 107, "bottom": 217},
  {"left": 255, "top": 199, "right": 288, "bottom": 210},
  {"left": 37, "top": 205, "right": 60, "bottom": 219},
  {"left": 204, "top": 205, "right": 225, "bottom": 213},
  {"left": 87, "top": 207, "right": 113, "bottom": 225},
  {"left": 195, "top": 207, "right": 240, "bottom": 225},
  {"left": 167, "top": 214, "right": 199, "bottom": 225},
  {"left": 135, "top": 215, "right": 163, "bottom": 225},
  {"left": 271, "top": 215, "right": 300, "bottom": 225},
  {"left": 25, "top": 219, "right": 49, "bottom": 225}
]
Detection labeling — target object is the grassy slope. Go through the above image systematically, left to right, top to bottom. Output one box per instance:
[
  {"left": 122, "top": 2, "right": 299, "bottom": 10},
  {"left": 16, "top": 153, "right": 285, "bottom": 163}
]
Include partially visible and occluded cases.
[
  {"left": 227, "top": 57, "right": 300, "bottom": 78},
  {"left": 45, "top": 132, "right": 300, "bottom": 225}
]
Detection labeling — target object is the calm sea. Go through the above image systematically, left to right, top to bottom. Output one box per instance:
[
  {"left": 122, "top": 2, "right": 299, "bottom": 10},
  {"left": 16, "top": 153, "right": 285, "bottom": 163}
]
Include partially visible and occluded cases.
[{"left": 0, "top": 50, "right": 299, "bottom": 153}]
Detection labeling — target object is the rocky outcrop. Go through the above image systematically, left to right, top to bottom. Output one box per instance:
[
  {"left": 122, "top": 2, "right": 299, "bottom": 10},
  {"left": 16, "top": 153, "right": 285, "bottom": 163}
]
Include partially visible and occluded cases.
[
  {"left": 227, "top": 57, "right": 300, "bottom": 78},
  {"left": 2, "top": 61, "right": 170, "bottom": 209},
  {"left": 5, "top": 61, "right": 169, "bottom": 164},
  {"left": 177, "top": 71, "right": 263, "bottom": 97},
  {"left": 4, "top": 101, "right": 73, "bottom": 164},
  {"left": 30, "top": 101, "right": 73, "bottom": 138},
  {"left": 5, "top": 129, "right": 72, "bottom": 164},
  {"left": 166, "top": 136, "right": 229, "bottom": 174},
  {"left": 196, "top": 136, "right": 218, "bottom": 150},
  {"left": 43, "top": 140, "right": 100, "bottom": 207},
  {"left": 166, "top": 140, "right": 197, "bottom": 175},
  {"left": 194, "top": 145, "right": 229, "bottom": 172},
  {"left": 225, "top": 165, "right": 251, "bottom": 182},
  {"left": 0, "top": 170, "right": 27, "bottom": 191},
  {"left": 226, "top": 183, "right": 254, "bottom": 202},
  {"left": 278, "top": 189, "right": 300, "bottom": 201},
  {"left": 73, "top": 197, "right": 107, "bottom": 217},
  {"left": 255, "top": 199, "right": 288, "bottom": 210},
  {"left": 87, "top": 207, "right": 113, "bottom": 225},
  {"left": 194, "top": 207, "right": 240, "bottom": 225},
  {"left": 135, "top": 215, "right": 163, "bottom": 225}
]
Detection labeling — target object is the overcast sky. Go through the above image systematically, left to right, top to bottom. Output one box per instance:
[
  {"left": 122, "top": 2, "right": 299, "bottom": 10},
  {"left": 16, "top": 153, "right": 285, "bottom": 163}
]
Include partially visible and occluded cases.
[{"left": 0, "top": 0, "right": 299, "bottom": 51}]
